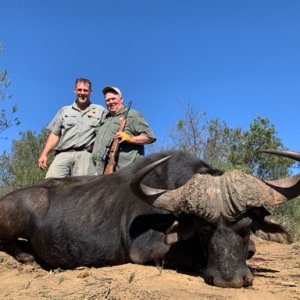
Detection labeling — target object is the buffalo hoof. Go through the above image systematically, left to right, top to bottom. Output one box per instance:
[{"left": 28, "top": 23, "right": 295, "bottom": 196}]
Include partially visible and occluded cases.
[
  {"left": 0, "top": 239, "right": 36, "bottom": 264},
  {"left": 15, "top": 252, "right": 36, "bottom": 264}
]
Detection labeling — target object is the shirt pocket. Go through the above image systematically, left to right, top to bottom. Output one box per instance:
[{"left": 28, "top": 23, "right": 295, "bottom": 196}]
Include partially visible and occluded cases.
[
  {"left": 62, "top": 114, "right": 78, "bottom": 129},
  {"left": 88, "top": 115, "right": 101, "bottom": 127}
]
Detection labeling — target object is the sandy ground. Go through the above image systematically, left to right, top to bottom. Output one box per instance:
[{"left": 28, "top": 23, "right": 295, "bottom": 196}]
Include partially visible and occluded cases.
[{"left": 0, "top": 236, "right": 299, "bottom": 300}]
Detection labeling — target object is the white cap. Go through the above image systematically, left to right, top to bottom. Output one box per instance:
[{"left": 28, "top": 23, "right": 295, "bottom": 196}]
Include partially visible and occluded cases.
[{"left": 102, "top": 86, "right": 122, "bottom": 97}]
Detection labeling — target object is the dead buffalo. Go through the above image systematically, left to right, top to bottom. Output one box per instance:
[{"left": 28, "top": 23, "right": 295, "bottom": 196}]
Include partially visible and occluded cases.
[{"left": 0, "top": 149, "right": 298, "bottom": 288}]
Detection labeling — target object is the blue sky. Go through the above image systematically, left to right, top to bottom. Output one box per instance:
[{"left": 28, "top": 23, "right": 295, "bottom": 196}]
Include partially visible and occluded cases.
[{"left": 1, "top": 0, "right": 300, "bottom": 154}]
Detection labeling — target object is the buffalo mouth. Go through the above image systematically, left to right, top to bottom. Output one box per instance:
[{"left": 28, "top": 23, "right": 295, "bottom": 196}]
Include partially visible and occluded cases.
[{"left": 203, "top": 268, "right": 254, "bottom": 288}]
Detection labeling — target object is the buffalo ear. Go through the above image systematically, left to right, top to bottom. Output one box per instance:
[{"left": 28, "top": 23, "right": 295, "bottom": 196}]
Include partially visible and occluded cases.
[
  {"left": 250, "top": 207, "right": 292, "bottom": 244},
  {"left": 165, "top": 221, "right": 196, "bottom": 245},
  {"left": 253, "top": 227, "right": 292, "bottom": 244}
]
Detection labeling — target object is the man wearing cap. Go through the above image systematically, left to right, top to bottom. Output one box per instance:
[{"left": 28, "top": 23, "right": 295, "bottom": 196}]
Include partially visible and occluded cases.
[
  {"left": 38, "top": 78, "right": 105, "bottom": 178},
  {"left": 90, "top": 86, "right": 156, "bottom": 175}
]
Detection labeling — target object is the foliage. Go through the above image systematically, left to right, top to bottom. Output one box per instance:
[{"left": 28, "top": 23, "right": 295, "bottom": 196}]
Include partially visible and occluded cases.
[
  {"left": 0, "top": 43, "right": 20, "bottom": 137},
  {"left": 168, "top": 103, "right": 293, "bottom": 178},
  {"left": 169, "top": 103, "right": 208, "bottom": 156},
  {"left": 209, "top": 116, "right": 291, "bottom": 179},
  {"left": 204, "top": 118, "right": 244, "bottom": 171},
  {"left": 0, "top": 128, "right": 52, "bottom": 197},
  {"left": 0, "top": 152, "right": 13, "bottom": 197},
  {"left": 271, "top": 198, "right": 300, "bottom": 241}
]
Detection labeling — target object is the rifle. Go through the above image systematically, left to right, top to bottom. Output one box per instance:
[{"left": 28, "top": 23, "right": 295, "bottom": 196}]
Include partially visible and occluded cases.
[{"left": 103, "top": 101, "right": 132, "bottom": 175}]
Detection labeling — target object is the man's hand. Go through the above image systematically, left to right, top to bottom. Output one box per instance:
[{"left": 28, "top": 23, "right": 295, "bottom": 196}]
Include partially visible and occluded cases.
[
  {"left": 117, "top": 131, "right": 132, "bottom": 143},
  {"left": 37, "top": 132, "right": 60, "bottom": 171},
  {"left": 38, "top": 154, "right": 48, "bottom": 170}
]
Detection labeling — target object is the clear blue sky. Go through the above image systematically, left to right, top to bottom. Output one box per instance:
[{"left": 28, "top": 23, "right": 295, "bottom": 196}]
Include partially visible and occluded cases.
[{"left": 1, "top": 0, "right": 300, "bottom": 153}]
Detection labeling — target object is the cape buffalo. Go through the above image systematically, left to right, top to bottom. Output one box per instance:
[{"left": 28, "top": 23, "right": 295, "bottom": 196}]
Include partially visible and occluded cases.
[{"left": 0, "top": 149, "right": 298, "bottom": 288}]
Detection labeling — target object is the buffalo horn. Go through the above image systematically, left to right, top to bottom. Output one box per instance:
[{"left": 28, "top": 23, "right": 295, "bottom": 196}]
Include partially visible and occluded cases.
[
  {"left": 260, "top": 149, "right": 300, "bottom": 162},
  {"left": 131, "top": 150, "right": 300, "bottom": 221},
  {"left": 258, "top": 150, "right": 300, "bottom": 204},
  {"left": 130, "top": 156, "right": 186, "bottom": 213}
]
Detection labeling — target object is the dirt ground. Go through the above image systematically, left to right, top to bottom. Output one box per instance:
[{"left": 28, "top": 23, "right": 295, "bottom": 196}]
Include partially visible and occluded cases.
[{"left": 0, "top": 236, "right": 299, "bottom": 300}]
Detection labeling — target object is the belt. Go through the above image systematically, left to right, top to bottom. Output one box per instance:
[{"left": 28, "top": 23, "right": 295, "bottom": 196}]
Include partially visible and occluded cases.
[{"left": 55, "top": 143, "right": 94, "bottom": 155}]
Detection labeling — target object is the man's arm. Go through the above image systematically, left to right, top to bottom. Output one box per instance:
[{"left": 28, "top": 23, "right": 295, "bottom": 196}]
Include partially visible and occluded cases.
[
  {"left": 38, "top": 132, "right": 60, "bottom": 170},
  {"left": 117, "top": 132, "right": 155, "bottom": 145}
]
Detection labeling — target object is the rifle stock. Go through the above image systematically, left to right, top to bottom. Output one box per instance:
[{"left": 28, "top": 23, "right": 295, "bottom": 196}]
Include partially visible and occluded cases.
[
  {"left": 103, "top": 101, "right": 132, "bottom": 175},
  {"left": 103, "top": 138, "right": 120, "bottom": 175}
]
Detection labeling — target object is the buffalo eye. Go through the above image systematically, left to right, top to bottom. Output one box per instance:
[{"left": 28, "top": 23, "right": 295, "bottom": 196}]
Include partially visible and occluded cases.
[{"left": 194, "top": 218, "right": 215, "bottom": 234}]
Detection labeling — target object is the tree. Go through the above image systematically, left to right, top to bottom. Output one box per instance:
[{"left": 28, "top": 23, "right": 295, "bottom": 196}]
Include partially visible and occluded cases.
[
  {"left": 0, "top": 43, "right": 19, "bottom": 137},
  {"left": 168, "top": 102, "right": 208, "bottom": 156},
  {"left": 168, "top": 104, "right": 293, "bottom": 178},
  {"left": 205, "top": 116, "right": 292, "bottom": 179},
  {"left": 237, "top": 116, "right": 291, "bottom": 179},
  {"left": 204, "top": 118, "right": 244, "bottom": 171},
  {"left": 0, "top": 128, "right": 52, "bottom": 197},
  {"left": 0, "top": 151, "right": 13, "bottom": 197}
]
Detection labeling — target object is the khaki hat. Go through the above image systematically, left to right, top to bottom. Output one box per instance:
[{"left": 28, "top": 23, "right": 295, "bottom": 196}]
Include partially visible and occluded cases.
[{"left": 102, "top": 86, "right": 122, "bottom": 97}]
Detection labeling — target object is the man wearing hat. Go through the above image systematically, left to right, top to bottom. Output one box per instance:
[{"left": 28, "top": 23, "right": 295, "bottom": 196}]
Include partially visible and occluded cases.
[{"left": 90, "top": 86, "right": 156, "bottom": 175}]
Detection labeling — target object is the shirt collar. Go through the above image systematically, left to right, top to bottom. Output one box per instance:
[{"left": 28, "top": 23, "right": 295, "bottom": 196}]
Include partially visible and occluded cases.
[
  {"left": 72, "top": 101, "right": 93, "bottom": 112},
  {"left": 106, "top": 106, "right": 127, "bottom": 117}
]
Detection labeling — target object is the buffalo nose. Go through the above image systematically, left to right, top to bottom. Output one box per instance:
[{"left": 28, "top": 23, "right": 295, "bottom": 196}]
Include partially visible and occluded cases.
[
  {"left": 206, "top": 269, "right": 254, "bottom": 288},
  {"left": 242, "top": 272, "right": 254, "bottom": 287}
]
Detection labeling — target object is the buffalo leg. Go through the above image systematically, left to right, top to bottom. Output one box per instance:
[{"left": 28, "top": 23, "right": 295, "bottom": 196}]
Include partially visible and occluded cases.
[
  {"left": 0, "top": 188, "right": 49, "bottom": 264},
  {"left": 129, "top": 231, "right": 171, "bottom": 264},
  {"left": 0, "top": 239, "right": 36, "bottom": 263}
]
